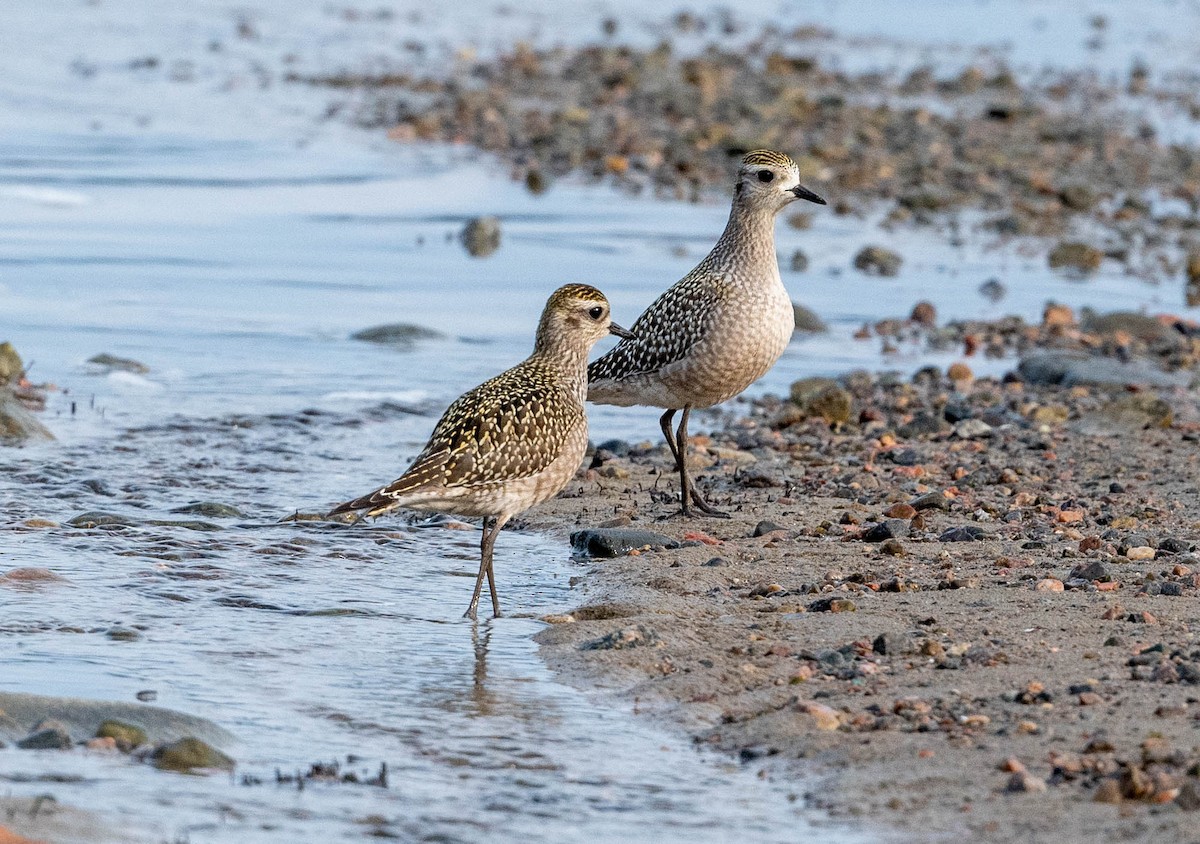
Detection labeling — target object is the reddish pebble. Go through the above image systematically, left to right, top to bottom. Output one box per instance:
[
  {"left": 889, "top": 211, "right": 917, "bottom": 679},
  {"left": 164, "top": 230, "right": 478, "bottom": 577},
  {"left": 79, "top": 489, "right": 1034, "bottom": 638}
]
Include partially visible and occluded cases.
[
  {"left": 883, "top": 503, "right": 916, "bottom": 519},
  {"left": 683, "top": 531, "right": 722, "bottom": 546},
  {"left": 1035, "top": 578, "right": 1064, "bottom": 592}
]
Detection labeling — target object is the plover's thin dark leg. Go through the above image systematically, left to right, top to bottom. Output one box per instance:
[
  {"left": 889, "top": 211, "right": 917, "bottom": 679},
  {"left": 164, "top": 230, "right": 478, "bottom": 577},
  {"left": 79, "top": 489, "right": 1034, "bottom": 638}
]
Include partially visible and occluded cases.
[
  {"left": 677, "top": 406, "right": 729, "bottom": 518},
  {"left": 659, "top": 408, "right": 681, "bottom": 466},
  {"left": 464, "top": 516, "right": 499, "bottom": 620}
]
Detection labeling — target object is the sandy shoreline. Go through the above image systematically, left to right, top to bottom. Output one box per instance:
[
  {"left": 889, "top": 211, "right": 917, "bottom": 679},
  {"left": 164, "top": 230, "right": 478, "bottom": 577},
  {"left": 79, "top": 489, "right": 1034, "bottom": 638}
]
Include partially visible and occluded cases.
[{"left": 520, "top": 350, "right": 1200, "bottom": 843}]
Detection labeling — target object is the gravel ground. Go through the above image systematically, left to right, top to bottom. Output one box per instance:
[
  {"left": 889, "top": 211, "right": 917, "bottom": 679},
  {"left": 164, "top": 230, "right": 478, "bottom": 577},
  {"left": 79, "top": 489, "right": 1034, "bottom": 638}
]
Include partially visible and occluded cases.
[{"left": 520, "top": 322, "right": 1200, "bottom": 843}]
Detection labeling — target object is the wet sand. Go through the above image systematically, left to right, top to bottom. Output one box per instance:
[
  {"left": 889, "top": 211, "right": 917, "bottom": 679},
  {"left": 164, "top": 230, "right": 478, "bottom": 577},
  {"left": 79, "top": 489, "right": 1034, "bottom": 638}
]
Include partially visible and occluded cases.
[{"left": 521, "top": 343, "right": 1200, "bottom": 843}]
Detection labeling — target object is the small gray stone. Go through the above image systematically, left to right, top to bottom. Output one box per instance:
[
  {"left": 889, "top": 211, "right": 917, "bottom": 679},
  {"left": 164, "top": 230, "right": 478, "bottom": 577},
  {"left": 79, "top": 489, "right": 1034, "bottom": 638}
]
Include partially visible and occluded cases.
[
  {"left": 461, "top": 216, "right": 501, "bottom": 257},
  {"left": 853, "top": 245, "right": 903, "bottom": 277},
  {"left": 979, "top": 278, "right": 1006, "bottom": 302},
  {"left": 792, "top": 301, "right": 825, "bottom": 331},
  {"left": 351, "top": 323, "right": 444, "bottom": 349},
  {"left": 1018, "top": 350, "right": 1192, "bottom": 390},
  {"left": 87, "top": 353, "right": 149, "bottom": 374},
  {"left": 897, "top": 412, "right": 949, "bottom": 438},
  {"left": 953, "top": 419, "right": 994, "bottom": 439},
  {"left": 911, "top": 492, "right": 950, "bottom": 511},
  {"left": 67, "top": 511, "right": 137, "bottom": 528},
  {"left": 863, "top": 519, "right": 910, "bottom": 542},
  {"left": 752, "top": 520, "right": 785, "bottom": 537},
  {"left": 939, "top": 525, "right": 988, "bottom": 542},
  {"left": 570, "top": 528, "right": 679, "bottom": 558},
  {"left": 1158, "top": 538, "right": 1193, "bottom": 555},
  {"left": 1069, "top": 560, "right": 1114, "bottom": 582},
  {"left": 581, "top": 625, "right": 658, "bottom": 651},
  {"left": 106, "top": 626, "right": 141, "bottom": 641},
  {"left": 873, "top": 632, "right": 916, "bottom": 655},
  {"left": 18, "top": 723, "right": 73, "bottom": 750}
]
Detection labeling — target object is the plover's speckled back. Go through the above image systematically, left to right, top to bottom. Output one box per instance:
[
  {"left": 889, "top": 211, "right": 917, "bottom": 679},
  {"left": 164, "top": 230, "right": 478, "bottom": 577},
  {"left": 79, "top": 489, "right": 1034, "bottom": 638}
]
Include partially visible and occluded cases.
[
  {"left": 588, "top": 150, "right": 826, "bottom": 517},
  {"left": 330, "top": 284, "right": 633, "bottom": 618}
]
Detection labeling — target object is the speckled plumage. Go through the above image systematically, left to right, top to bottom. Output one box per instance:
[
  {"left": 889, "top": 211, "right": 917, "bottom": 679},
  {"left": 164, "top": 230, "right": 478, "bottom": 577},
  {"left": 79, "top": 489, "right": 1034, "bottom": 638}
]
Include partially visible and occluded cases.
[
  {"left": 588, "top": 150, "right": 826, "bottom": 515},
  {"left": 330, "top": 283, "right": 630, "bottom": 617}
]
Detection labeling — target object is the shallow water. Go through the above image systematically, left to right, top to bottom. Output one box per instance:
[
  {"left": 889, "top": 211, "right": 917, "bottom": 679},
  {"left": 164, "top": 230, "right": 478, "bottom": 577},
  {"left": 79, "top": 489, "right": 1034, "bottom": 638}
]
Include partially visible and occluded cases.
[
  {"left": 1, "top": 1, "right": 1197, "bottom": 841},
  {"left": 2, "top": 407, "right": 862, "bottom": 843}
]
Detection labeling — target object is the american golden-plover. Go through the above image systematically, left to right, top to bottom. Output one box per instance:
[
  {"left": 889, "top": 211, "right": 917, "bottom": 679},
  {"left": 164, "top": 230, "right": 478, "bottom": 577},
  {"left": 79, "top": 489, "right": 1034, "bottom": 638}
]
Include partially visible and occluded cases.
[
  {"left": 588, "top": 150, "right": 826, "bottom": 517},
  {"left": 329, "top": 284, "right": 633, "bottom": 619}
]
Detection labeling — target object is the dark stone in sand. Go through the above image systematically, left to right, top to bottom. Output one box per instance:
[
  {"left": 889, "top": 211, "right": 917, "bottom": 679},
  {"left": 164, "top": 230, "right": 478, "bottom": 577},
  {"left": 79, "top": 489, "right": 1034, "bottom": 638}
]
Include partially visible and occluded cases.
[
  {"left": 461, "top": 215, "right": 501, "bottom": 257},
  {"left": 792, "top": 301, "right": 825, "bottom": 331},
  {"left": 351, "top": 323, "right": 444, "bottom": 348},
  {"left": 1017, "top": 350, "right": 1192, "bottom": 389},
  {"left": 87, "top": 353, "right": 150, "bottom": 374},
  {"left": 0, "top": 390, "right": 55, "bottom": 443},
  {"left": 943, "top": 402, "right": 973, "bottom": 423},
  {"left": 897, "top": 412, "right": 949, "bottom": 438},
  {"left": 594, "top": 438, "right": 631, "bottom": 457},
  {"left": 887, "top": 448, "right": 921, "bottom": 466},
  {"left": 911, "top": 491, "right": 950, "bottom": 511},
  {"left": 169, "top": 502, "right": 246, "bottom": 518},
  {"left": 67, "top": 511, "right": 137, "bottom": 528},
  {"left": 862, "top": 519, "right": 910, "bottom": 542},
  {"left": 753, "top": 520, "right": 784, "bottom": 537},
  {"left": 939, "top": 526, "right": 988, "bottom": 542},
  {"left": 570, "top": 528, "right": 680, "bottom": 557},
  {"left": 1158, "top": 538, "right": 1193, "bottom": 555},
  {"left": 702, "top": 557, "right": 727, "bottom": 567},
  {"left": 1069, "top": 560, "right": 1114, "bottom": 581},
  {"left": 808, "top": 597, "right": 857, "bottom": 613},
  {"left": 581, "top": 625, "right": 659, "bottom": 651},
  {"left": 873, "top": 632, "right": 916, "bottom": 655},
  {"left": 17, "top": 722, "right": 73, "bottom": 750},
  {"left": 153, "top": 737, "right": 235, "bottom": 772}
]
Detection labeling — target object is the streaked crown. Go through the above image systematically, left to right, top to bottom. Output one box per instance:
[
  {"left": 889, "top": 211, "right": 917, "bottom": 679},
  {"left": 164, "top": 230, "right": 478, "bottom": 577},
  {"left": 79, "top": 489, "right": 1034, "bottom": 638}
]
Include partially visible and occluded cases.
[
  {"left": 741, "top": 149, "right": 797, "bottom": 170},
  {"left": 546, "top": 283, "right": 608, "bottom": 309}
]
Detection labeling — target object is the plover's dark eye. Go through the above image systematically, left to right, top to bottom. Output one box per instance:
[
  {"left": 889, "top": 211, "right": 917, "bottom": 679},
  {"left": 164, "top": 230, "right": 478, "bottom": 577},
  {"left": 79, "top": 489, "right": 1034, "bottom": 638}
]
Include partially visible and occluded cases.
[
  {"left": 757, "top": 170, "right": 774, "bottom": 183},
  {"left": 588, "top": 306, "right": 604, "bottom": 320}
]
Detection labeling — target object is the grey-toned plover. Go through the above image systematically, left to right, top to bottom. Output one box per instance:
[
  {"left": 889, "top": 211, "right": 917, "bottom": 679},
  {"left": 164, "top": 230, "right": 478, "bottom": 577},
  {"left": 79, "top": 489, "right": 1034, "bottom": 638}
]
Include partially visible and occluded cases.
[
  {"left": 588, "top": 150, "right": 826, "bottom": 517},
  {"left": 329, "top": 284, "right": 633, "bottom": 618}
]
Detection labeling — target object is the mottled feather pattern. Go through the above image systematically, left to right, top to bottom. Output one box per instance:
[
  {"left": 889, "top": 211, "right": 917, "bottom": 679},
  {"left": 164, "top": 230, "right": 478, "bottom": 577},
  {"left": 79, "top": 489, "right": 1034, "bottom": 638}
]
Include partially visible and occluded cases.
[
  {"left": 587, "top": 148, "right": 802, "bottom": 411},
  {"left": 588, "top": 268, "right": 731, "bottom": 383},
  {"left": 330, "top": 360, "right": 585, "bottom": 517}
]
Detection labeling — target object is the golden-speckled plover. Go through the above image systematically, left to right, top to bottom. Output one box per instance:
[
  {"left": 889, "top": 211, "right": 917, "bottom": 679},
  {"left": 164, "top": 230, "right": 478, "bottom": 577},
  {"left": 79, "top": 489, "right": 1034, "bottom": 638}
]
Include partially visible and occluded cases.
[
  {"left": 588, "top": 150, "right": 826, "bottom": 517},
  {"left": 330, "top": 284, "right": 633, "bottom": 619}
]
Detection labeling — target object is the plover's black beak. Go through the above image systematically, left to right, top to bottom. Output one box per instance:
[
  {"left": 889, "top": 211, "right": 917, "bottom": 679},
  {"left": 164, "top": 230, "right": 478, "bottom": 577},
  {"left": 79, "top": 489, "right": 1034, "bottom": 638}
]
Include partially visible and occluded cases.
[
  {"left": 791, "top": 184, "right": 826, "bottom": 205},
  {"left": 609, "top": 322, "right": 635, "bottom": 340}
]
